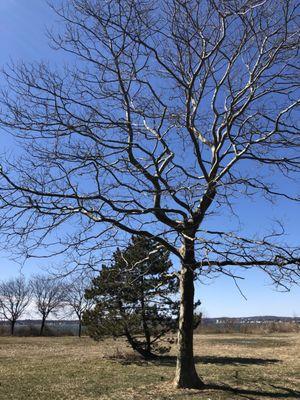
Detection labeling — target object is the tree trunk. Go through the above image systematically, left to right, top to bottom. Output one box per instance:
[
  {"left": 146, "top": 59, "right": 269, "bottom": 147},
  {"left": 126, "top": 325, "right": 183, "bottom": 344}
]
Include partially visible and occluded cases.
[
  {"left": 173, "top": 259, "right": 204, "bottom": 389},
  {"left": 140, "top": 279, "right": 151, "bottom": 355},
  {"left": 40, "top": 315, "right": 46, "bottom": 336},
  {"left": 78, "top": 319, "right": 82, "bottom": 338},
  {"left": 11, "top": 320, "right": 16, "bottom": 336},
  {"left": 124, "top": 326, "right": 156, "bottom": 359}
]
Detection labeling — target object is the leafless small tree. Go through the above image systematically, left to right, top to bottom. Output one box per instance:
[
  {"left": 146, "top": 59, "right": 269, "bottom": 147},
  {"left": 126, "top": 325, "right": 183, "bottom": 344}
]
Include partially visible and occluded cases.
[
  {"left": 0, "top": 0, "right": 299, "bottom": 389},
  {"left": 30, "top": 275, "right": 66, "bottom": 335},
  {"left": 65, "top": 276, "right": 94, "bottom": 337},
  {"left": 0, "top": 277, "right": 31, "bottom": 335}
]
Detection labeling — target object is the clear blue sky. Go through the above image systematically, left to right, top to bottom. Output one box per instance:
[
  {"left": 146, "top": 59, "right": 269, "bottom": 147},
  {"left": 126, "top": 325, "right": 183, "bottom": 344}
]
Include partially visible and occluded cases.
[{"left": 0, "top": 0, "right": 299, "bottom": 318}]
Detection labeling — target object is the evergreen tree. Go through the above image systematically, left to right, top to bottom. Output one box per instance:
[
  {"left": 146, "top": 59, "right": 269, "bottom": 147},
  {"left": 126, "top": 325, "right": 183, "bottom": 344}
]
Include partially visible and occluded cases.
[{"left": 83, "top": 236, "right": 179, "bottom": 359}]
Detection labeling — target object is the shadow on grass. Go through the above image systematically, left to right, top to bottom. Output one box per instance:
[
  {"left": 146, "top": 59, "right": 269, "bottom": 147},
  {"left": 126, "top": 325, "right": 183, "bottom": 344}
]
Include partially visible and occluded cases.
[
  {"left": 207, "top": 338, "right": 290, "bottom": 348},
  {"left": 113, "top": 354, "right": 281, "bottom": 367},
  {"left": 153, "top": 355, "right": 281, "bottom": 366},
  {"left": 198, "top": 355, "right": 281, "bottom": 365},
  {"left": 108, "top": 356, "right": 297, "bottom": 399},
  {"left": 203, "top": 383, "right": 300, "bottom": 399}
]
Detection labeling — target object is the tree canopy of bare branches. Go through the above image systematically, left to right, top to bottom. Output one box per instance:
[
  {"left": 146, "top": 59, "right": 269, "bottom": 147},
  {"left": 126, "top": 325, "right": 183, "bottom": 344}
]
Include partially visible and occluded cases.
[
  {"left": 0, "top": 0, "right": 299, "bottom": 388},
  {"left": 30, "top": 275, "right": 66, "bottom": 335},
  {"left": 65, "top": 275, "right": 94, "bottom": 337},
  {"left": 0, "top": 277, "right": 31, "bottom": 335}
]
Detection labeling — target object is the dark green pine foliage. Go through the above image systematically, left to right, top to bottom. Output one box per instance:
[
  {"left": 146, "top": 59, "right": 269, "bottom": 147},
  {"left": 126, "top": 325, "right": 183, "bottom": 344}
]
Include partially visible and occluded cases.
[{"left": 83, "top": 236, "right": 179, "bottom": 359}]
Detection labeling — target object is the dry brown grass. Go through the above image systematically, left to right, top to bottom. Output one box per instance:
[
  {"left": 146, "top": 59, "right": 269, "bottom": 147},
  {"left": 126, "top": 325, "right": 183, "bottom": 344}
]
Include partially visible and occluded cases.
[{"left": 0, "top": 333, "right": 299, "bottom": 399}]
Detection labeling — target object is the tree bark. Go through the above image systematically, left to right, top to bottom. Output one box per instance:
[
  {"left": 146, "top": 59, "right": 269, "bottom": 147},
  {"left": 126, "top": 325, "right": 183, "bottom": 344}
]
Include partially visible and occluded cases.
[
  {"left": 173, "top": 241, "right": 204, "bottom": 388},
  {"left": 140, "top": 278, "right": 151, "bottom": 355},
  {"left": 40, "top": 315, "right": 46, "bottom": 336},
  {"left": 78, "top": 319, "right": 82, "bottom": 338},
  {"left": 11, "top": 320, "right": 16, "bottom": 336},
  {"left": 123, "top": 326, "right": 156, "bottom": 359}
]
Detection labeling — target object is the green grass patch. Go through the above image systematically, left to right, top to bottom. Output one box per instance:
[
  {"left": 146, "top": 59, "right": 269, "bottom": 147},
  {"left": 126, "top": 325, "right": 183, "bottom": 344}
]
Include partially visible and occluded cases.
[{"left": 0, "top": 333, "right": 299, "bottom": 399}]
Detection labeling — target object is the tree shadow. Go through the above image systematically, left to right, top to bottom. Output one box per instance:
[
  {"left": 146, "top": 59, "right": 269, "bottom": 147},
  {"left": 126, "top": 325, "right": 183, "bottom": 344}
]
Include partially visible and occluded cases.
[
  {"left": 207, "top": 338, "right": 290, "bottom": 348},
  {"left": 109, "top": 355, "right": 298, "bottom": 399},
  {"left": 154, "top": 355, "right": 281, "bottom": 366},
  {"left": 198, "top": 355, "right": 281, "bottom": 365},
  {"left": 203, "top": 383, "right": 300, "bottom": 399}
]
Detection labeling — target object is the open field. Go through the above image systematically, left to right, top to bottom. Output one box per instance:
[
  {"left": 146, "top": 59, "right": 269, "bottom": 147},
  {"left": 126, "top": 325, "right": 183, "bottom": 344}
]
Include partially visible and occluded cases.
[{"left": 0, "top": 333, "right": 299, "bottom": 400}]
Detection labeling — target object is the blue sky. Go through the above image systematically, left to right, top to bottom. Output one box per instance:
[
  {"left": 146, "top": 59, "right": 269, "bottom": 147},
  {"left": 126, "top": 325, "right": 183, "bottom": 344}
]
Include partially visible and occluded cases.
[{"left": 0, "top": 0, "right": 299, "bottom": 318}]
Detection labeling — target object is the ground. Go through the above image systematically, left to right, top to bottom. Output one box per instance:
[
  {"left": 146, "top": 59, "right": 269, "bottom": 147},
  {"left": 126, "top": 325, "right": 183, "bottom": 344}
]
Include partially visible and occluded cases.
[{"left": 0, "top": 333, "right": 299, "bottom": 399}]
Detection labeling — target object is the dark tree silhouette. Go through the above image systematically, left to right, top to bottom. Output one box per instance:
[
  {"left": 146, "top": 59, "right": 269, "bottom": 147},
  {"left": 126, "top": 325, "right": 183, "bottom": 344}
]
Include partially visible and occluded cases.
[
  {"left": 0, "top": 0, "right": 299, "bottom": 388},
  {"left": 84, "top": 236, "right": 179, "bottom": 359}
]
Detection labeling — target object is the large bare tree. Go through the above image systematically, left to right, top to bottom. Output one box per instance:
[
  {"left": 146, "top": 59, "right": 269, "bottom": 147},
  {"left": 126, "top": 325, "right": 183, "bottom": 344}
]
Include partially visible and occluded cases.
[
  {"left": 0, "top": 0, "right": 299, "bottom": 388},
  {"left": 0, "top": 277, "right": 31, "bottom": 335}
]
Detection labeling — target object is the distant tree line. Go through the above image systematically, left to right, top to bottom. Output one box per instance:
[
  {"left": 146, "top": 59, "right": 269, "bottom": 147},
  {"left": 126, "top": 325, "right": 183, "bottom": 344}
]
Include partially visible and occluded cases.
[
  {"left": 0, "top": 236, "right": 200, "bottom": 359},
  {"left": 0, "top": 274, "right": 92, "bottom": 337}
]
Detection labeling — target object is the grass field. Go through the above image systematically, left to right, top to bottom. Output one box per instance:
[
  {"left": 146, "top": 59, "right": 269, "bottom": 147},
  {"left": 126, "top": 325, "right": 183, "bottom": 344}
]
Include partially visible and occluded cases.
[{"left": 0, "top": 333, "right": 299, "bottom": 399}]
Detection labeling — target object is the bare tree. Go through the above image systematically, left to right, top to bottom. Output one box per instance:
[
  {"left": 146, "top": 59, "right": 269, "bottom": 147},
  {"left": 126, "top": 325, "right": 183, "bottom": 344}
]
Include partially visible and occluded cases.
[
  {"left": 0, "top": 0, "right": 299, "bottom": 388},
  {"left": 30, "top": 275, "right": 65, "bottom": 335},
  {"left": 65, "top": 275, "right": 94, "bottom": 337},
  {"left": 0, "top": 277, "right": 31, "bottom": 335}
]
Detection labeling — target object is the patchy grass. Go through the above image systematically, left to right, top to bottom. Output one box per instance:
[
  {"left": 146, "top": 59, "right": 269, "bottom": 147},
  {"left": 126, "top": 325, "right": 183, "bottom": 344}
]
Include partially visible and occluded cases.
[{"left": 0, "top": 333, "right": 299, "bottom": 399}]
